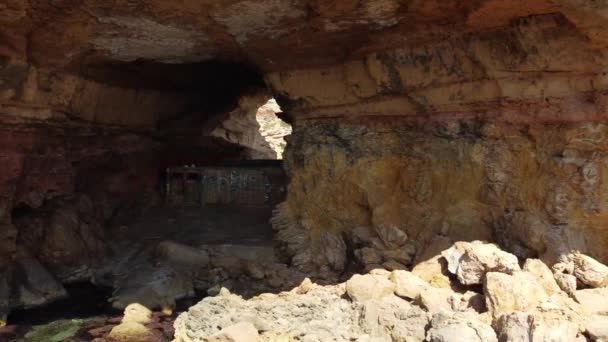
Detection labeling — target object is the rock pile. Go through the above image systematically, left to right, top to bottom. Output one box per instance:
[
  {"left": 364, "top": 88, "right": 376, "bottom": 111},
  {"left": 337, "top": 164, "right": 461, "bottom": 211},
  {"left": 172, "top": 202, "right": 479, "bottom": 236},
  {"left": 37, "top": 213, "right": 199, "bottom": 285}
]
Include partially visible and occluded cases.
[{"left": 174, "top": 241, "right": 608, "bottom": 342}]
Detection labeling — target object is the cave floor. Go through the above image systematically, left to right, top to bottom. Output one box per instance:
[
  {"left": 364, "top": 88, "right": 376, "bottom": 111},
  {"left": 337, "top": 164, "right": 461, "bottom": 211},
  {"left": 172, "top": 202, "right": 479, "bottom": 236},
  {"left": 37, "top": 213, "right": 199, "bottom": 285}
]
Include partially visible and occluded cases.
[
  {"left": 4, "top": 205, "right": 276, "bottom": 342},
  {"left": 114, "top": 205, "right": 275, "bottom": 247}
]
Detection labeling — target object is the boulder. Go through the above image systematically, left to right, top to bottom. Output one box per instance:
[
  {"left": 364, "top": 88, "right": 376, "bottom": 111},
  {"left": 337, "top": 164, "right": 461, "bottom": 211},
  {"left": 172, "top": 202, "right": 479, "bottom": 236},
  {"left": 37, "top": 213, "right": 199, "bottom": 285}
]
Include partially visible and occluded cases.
[
  {"left": 155, "top": 241, "right": 209, "bottom": 269},
  {"left": 442, "top": 241, "right": 520, "bottom": 285},
  {"left": 355, "top": 247, "right": 382, "bottom": 265},
  {"left": 571, "top": 252, "right": 608, "bottom": 288},
  {"left": 411, "top": 255, "right": 452, "bottom": 289},
  {"left": 523, "top": 259, "right": 562, "bottom": 296},
  {"left": 389, "top": 270, "right": 429, "bottom": 300},
  {"left": 484, "top": 272, "right": 548, "bottom": 315},
  {"left": 553, "top": 273, "right": 577, "bottom": 296},
  {"left": 346, "top": 274, "right": 395, "bottom": 302},
  {"left": 418, "top": 286, "right": 456, "bottom": 314},
  {"left": 574, "top": 287, "right": 608, "bottom": 314},
  {"left": 449, "top": 291, "right": 486, "bottom": 313},
  {"left": 122, "top": 303, "right": 152, "bottom": 325},
  {"left": 494, "top": 310, "right": 582, "bottom": 342},
  {"left": 426, "top": 312, "right": 497, "bottom": 342},
  {"left": 586, "top": 315, "right": 608, "bottom": 341},
  {"left": 108, "top": 321, "right": 163, "bottom": 342},
  {"left": 207, "top": 322, "right": 259, "bottom": 342}
]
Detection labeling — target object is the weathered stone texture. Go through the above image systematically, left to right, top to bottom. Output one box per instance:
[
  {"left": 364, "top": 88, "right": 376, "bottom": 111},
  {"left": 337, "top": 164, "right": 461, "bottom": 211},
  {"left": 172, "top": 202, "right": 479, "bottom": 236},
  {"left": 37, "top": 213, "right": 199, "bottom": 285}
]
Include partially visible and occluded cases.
[{"left": 274, "top": 120, "right": 608, "bottom": 277}]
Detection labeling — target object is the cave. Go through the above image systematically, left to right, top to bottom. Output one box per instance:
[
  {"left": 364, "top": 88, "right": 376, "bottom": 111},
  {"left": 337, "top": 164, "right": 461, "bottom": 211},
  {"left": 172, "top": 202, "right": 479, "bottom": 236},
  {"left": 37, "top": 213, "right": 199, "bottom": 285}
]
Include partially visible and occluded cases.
[{"left": 2, "top": 1, "right": 608, "bottom": 341}]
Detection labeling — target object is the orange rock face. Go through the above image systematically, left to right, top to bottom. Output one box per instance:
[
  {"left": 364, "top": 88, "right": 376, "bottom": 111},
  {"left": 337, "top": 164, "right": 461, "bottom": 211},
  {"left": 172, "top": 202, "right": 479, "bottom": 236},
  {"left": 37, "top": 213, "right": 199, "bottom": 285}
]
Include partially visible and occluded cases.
[{"left": 3, "top": 0, "right": 608, "bottom": 294}]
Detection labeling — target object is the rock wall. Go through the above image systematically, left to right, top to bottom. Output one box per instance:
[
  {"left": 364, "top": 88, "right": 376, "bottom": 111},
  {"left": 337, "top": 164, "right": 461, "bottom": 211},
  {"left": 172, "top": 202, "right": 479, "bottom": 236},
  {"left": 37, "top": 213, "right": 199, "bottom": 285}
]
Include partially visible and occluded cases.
[{"left": 273, "top": 119, "right": 608, "bottom": 279}]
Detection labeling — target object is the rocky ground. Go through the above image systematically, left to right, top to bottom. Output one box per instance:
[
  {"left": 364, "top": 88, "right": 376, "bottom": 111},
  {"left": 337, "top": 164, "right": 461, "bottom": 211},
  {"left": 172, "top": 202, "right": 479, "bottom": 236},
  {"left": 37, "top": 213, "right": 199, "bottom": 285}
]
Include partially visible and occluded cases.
[{"left": 173, "top": 240, "right": 608, "bottom": 342}]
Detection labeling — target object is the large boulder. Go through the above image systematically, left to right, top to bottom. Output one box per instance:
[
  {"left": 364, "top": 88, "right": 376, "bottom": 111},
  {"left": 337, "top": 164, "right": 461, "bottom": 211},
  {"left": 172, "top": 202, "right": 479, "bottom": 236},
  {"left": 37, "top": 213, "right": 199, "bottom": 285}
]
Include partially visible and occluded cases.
[
  {"left": 442, "top": 241, "right": 520, "bottom": 286},
  {"left": 10, "top": 248, "right": 67, "bottom": 310},
  {"left": 571, "top": 252, "right": 608, "bottom": 288},
  {"left": 523, "top": 259, "right": 562, "bottom": 296},
  {"left": 389, "top": 270, "right": 430, "bottom": 300},
  {"left": 484, "top": 272, "right": 548, "bottom": 315},
  {"left": 346, "top": 273, "right": 395, "bottom": 302},
  {"left": 574, "top": 287, "right": 608, "bottom": 340},
  {"left": 574, "top": 287, "right": 608, "bottom": 315},
  {"left": 358, "top": 296, "right": 430, "bottom": 342},
  {"left": 494, "top": 310, "right": 582, "bottom": 342},
  {"left": 426, "top": 312, "right": 497, "bottom": 342},
  {"left": 585, "top": 315, "right": 608, "bottom": 341}
]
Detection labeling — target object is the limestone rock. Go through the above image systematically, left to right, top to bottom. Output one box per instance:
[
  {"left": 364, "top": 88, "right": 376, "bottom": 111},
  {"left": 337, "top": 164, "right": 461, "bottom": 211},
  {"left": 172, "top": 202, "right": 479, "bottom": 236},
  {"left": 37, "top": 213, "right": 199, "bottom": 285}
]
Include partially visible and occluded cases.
[
  {"left": 442, "top": 241, "right": 520, "bottom": 286},
  {"left": 571, "top": 252, "right": 608, "bottom": 288},
  {"left": 411, "top": 255, "right": 452, "bottom": 289},
  {"left": 523, "top": 259, "right": 562, "bottom": 296},
  {"left": 389, "top": 270, "right": 429, "bottom": 300},
  {"left": 484, "top": 272, "right": 548, "bottom": 315},
  {"left": 554, "top": 273, "right": 577, "bottom": 296},
  {"left": 346, "top": 274, "right": 395, "bottom": 302},
  {"left": 174, "top": 283, "right": 360, "bottom": 341},
  {"left": 418, "top": 287, "right": 456, "bottom": 314},
  {"left": 574, "top": 287, "right": 608, "bottom": 315},
  {"left": 358, "top": 296, "right": 430, "bottom": 342},
  {"left": 122, "top": 303, "right": 152, "bottom": 325},
  {"left": 494, "top": 310, "right": 582, "bottom": 342},
  {"left": 426, "top": 312, "right": 497, "bottom": 342},
  {"left": 586, "top": 315, "right": 608, "bottom": 341},
  {"left": 108, "top": 321, "right": 162, "bottom": 342},
  {"left": 207, "top": 322, "right": 260, "bottom": 342}
]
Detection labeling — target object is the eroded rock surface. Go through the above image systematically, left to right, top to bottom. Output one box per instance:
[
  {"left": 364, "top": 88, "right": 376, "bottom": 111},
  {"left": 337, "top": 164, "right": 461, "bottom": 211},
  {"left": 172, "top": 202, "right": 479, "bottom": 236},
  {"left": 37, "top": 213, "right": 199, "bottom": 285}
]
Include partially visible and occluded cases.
[
  {"left": 274, "top": 120, "right": 608, "bottom": 278},
  {"left": 175, "top": 242, "right": 600, "bottom": 342}
]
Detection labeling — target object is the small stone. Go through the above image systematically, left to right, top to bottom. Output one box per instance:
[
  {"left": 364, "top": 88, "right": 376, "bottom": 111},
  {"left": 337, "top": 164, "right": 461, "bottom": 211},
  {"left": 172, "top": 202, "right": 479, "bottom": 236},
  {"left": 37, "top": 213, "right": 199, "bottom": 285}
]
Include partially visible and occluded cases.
[
  {"left": 355, "top": 247, "right": 382, "bottom": 265},
  {"left": 346, "top": 274, "right": 395, "bottom": 302},
  {"left": 290, "top": 277, "right": 314, "bottom": 294},
  {"left": 418, "top": 286, "right": 455, "bottom": 314},
  {"left": 122, "top": 303, "right": 152, "bottom": 325}
]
